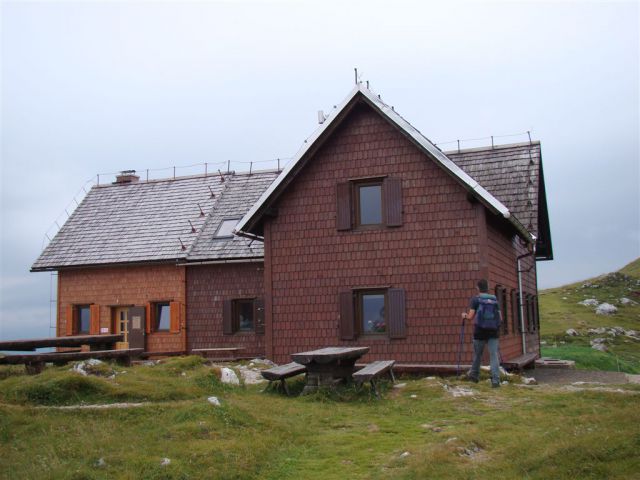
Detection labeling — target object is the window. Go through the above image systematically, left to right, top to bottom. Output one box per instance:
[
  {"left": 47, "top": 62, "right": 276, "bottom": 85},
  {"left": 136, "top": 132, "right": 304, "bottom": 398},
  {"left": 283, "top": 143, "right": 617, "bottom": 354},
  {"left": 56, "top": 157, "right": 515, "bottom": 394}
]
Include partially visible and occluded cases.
[
  {"left": 337, "top": 177, "right": 402, "bottom": 231},
  {"left": 356, "top": 182, "right": 383, "bottom": 226},
  {"left": 214, "top": 218, "right": 241, "bottom": 238},
  {"left": 340, "top": 288, "right": 405, "bottom": 340},
  {"left": 357, "top": 290, "right": 386, "bottom": 334},
  {"left": 511, "top": 290, "right": 521, "bottom": 333},
  {"left": 223, "top": 298, "right": 265, "bottom": 335},
  {"left": 155, "top": 302, "right": 171, "bottom": 331},
  {"left": 77, "top": 305, "right": 91, "bottom": 334}
]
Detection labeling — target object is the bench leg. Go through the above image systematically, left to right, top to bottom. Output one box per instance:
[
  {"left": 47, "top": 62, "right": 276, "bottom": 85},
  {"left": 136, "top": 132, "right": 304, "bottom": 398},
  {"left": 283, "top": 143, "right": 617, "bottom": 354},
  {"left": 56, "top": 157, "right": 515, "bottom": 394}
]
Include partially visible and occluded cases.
[
  {"left": 25, "top": 362, "right": 45, "bottom": 375},
  {"left": 389, "top": 368, "right": 396, "bottom": 384},
  {"left": 280, "top": 378, "right": 291, "bottom": 396},
  {"left": 370, "top": 379, "right": 379, "bottom": 398}
]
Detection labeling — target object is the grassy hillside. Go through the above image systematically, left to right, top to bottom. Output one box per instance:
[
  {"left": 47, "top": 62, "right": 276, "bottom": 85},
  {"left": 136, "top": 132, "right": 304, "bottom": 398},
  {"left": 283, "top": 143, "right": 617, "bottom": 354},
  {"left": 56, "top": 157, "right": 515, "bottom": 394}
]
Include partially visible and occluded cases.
[
  {"left": 539, "top": 258, "right": 640, "bottom": 373},
  {"left": 1, "top": 357, "right": 639, "bottom": 480}
]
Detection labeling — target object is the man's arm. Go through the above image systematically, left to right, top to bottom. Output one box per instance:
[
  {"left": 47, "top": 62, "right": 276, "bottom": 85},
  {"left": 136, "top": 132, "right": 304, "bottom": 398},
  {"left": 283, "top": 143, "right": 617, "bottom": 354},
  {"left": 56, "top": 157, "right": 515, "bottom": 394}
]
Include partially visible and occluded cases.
[{"left": 462, "top": 309, "right": 476, "bottom": 321}]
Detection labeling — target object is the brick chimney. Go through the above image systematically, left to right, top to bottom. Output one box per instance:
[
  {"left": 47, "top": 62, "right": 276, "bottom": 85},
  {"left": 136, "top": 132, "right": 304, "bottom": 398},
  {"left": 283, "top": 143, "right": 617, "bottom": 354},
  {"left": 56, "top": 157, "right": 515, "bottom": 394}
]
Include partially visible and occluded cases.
[{"left": 114, "top": 170, "right": 140, "bottom": 184}]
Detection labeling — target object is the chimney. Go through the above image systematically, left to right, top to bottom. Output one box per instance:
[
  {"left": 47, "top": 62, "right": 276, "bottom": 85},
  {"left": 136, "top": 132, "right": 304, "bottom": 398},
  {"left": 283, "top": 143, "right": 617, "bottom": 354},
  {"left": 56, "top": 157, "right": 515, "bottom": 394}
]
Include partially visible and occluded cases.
[{"left": 114, "top": 170, "right": 140, "bottom": 184}]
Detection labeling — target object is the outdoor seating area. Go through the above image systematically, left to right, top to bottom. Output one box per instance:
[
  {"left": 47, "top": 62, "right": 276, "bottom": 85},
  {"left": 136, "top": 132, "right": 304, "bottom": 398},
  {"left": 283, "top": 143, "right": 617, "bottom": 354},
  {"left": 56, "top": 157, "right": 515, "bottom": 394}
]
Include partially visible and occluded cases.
[
  {"left": 0, "top": 334, "right": 142, "bottom": 374},
  {"left": 260, "top": 346, "right": 397, "bottom": 397}
]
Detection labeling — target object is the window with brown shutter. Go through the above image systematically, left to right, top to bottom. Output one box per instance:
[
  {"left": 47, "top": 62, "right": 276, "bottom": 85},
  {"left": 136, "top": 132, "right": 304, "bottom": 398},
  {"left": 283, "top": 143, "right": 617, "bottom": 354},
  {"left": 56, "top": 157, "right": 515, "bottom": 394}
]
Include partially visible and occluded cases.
[
  {"left": 336, "top": 177, "right": 403, "bottom": 231},
  {"left": 495, "top": 286, "right": 508, "bottom": 335},
  {"left": 339, "top": 288, "right": 405, "bottom": 340},
  {"left": 512, "top": 290, "right": 522, "bottom": 333},
  {"left": 222, "top": 298, "right": 260, "bottom": 334},
  {"left": 254, "top": 298, "right": 265, "bottom": 335},
  {"left": 223, "top": 300, "right": 234, "bottom": 335},
  {"left": 169, "top": 301, "right": 181, "bottom": 333},
  {"left": 145, "top": 303, "right": 152, "bottom": 334},
  {"left": 90, "top": 304, "right": 100, "bottom": 335},
  {"left": 65, "top": 305, "right": 75, "bottom": 336},
  {"left": 76, "top": 305, "right": 91, "bottom": 334}
]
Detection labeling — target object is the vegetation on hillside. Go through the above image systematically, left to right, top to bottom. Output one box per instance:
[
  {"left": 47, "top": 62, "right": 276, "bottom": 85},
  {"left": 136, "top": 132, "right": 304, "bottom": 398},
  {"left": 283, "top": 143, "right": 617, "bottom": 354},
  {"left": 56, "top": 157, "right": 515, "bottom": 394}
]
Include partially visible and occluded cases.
[
  {"left": 539, "top": 258, "right": 640, "bottom": 373},
  {"left": 1, "top": 357, "right": 639, "bottom": 480}
]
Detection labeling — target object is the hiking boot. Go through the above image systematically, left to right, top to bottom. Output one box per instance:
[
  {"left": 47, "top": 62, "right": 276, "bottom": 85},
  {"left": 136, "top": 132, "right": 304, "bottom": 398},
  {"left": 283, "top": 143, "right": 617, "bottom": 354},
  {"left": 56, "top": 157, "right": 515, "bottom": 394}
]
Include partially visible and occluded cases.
[
  {"left": 467, "top": 375, "right": 479, "bottom": 384},
  {"left": 491, "top": 381, "right": 500, "bottom": 388}
]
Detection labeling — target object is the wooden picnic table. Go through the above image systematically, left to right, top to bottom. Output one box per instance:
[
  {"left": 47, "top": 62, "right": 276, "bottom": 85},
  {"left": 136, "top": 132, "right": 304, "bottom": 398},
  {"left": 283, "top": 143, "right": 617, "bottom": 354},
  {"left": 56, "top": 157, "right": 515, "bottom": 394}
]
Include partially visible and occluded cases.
[{"left": 290, "top": 346, "right": 369, "bottom": 394}]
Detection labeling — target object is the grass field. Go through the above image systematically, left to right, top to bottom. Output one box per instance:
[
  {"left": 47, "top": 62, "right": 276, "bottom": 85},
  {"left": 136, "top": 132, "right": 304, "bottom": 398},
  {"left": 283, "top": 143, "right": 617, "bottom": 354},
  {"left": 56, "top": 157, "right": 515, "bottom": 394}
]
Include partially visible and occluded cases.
[
  {"left": 538, "top": 258, "right": 640, "bottom": 373},
  {"left": 1, "top": 357, "right": 639, "bottom": 480}
]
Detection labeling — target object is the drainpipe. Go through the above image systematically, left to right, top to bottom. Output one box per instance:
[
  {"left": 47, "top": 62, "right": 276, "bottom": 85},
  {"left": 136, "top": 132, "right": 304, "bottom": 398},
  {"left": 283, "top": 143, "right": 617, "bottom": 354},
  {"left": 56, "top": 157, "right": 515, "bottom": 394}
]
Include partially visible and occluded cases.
[{"left": 517, "top": 244, "right": 536, "bottom": 354}]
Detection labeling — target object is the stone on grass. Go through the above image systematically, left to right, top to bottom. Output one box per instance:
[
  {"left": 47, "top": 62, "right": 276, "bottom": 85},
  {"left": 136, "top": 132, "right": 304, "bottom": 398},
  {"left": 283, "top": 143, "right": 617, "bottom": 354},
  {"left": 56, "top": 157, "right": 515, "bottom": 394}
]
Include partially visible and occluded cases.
[
  {"left": 620, "top": 297, "right": 637, "bottom": 305},
  {"left": 578, "top": 299, "right": 599, "bottom": 307},
  {"left": 596, "top": 303, "right": 617, "bottom": 315},
  {"left": 588, "top": 327, "right": 607, "bottom": 335},
  {"left": 565, "top": 328, "right": 579, "bottom": 336},
  {"left": 591, "top": 342, "right": 608, "bottom": 352},
  {"left": 250, "top": 358, "right": 276, "bottom": 367},
  {"left": 71, "top": 359, "right": 105, "bottom": 376},
  {"left": 237, "top": 366, "right": 266, "bottom": 385},
  {"left": 220, "top": 367, "right": 240, "bottom": 385},
  {"left": 522, "top": 377, "right": 537, "bottom": 385},
  {"left": 393, "top": 383, "right": 407, "bottom": 389},
  {"left": 444, "top": 385, "right": 475, "bottom": 397},
  {"left": 410, "top": 394, "right": 418, "bottom": 399},
  {"left": 207, "top": 396, "right": 221, "bottom": 406},
  {"left": 399, "top": 451, "right": 410, "bottom": 459},
  {"left": 94, "top": 458, "right": 106, "bottom": 468},
  {"left": 161, "top": 458, "right": 171, "bottom": 466}
]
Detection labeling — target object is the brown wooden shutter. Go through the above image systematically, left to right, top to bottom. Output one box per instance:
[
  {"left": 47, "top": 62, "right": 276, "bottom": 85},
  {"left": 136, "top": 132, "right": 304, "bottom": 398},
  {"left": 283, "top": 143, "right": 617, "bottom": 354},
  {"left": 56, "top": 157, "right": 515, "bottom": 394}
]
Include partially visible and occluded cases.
[
  {"left": 384, "top": 177, "right": 403, "bottom": 227},
  {"left": 336, "top": 182, "right": 352, "bottom": 231},
  {"left": 388, "top": 288, "right": 406, "bottom": 339},
  {"left": 510, "top": 290, "right": 518, "bottom": 334},
  {"left": 339, "top": 291, "right": 355, "bottom": 340},
  {"left": 254, "top": 298, "right": 265, "bottom": 335},
  {"left": 223, "top": 300, "right": 234, "bottom": 335},
  {"left": 170, "top": 301, "right": 181, "bottom": 333},
  {"left": 145, "top": 302, "right": 152, "bottom": 334},
  {"left": 89, "top": 304, "right": 100, "bottom": 335},
  {"left": 66, "top": 305, "right": 75, "bottom": 336}
]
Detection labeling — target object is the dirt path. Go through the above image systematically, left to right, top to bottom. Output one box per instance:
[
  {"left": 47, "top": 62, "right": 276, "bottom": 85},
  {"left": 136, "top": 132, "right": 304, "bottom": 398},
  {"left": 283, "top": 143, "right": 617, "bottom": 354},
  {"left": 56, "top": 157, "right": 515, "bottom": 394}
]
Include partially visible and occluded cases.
[{"left": 526, "top": 367, "right": 634, "bottom": 384}]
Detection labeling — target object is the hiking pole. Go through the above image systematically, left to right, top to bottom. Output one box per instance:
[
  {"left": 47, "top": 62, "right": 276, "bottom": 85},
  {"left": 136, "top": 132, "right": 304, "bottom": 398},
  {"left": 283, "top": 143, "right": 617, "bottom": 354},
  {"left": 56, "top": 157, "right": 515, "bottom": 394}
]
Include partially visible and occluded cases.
[{"left": 456, "top": 316, "right": 466, "bottom": 379}]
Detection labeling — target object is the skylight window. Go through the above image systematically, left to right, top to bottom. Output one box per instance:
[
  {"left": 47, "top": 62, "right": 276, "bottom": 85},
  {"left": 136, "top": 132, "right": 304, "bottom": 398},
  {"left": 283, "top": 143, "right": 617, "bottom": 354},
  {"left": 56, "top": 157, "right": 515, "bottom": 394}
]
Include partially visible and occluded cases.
[{"left": 214, "top": 218, "right": 241, "bottom": 238}]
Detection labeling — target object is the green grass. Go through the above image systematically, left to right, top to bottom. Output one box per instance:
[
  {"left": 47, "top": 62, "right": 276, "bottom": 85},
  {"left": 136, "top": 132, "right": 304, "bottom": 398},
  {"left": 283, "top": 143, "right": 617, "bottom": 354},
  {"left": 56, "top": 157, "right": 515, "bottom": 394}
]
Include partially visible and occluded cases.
[
  {"left": 538, "top": 257, "right": 640, "bottom": 373},
  {"left": 1, "top": 359, "right": 639, "bottom": 479}
]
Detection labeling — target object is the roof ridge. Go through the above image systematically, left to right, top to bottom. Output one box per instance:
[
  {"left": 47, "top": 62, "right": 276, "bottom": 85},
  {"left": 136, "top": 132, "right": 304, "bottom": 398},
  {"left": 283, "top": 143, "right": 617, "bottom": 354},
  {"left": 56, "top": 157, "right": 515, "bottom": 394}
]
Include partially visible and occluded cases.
[
  {"left": 445, "top": 141, "right": 540, "bottom": 155},
  {"left": 94, "top": 169, "right": 280, "bottom": 189}
]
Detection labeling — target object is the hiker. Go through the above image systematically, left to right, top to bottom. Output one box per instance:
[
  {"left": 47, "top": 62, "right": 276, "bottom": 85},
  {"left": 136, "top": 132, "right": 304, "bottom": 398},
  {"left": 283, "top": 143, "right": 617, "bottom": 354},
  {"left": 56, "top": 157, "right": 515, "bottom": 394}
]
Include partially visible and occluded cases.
[{"left": 462, "top": 279, "right": 502, "bottom": 388}]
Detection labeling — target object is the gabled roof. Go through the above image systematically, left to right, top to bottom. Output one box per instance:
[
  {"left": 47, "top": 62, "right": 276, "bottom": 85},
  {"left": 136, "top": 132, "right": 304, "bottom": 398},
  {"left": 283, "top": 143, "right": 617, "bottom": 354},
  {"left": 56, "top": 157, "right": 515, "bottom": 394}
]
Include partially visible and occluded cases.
[
  {"left": 235, "top": 84, "right": 534, "bottom": 242},
  {"left": 445, "top": 141, "right": 553, "bottom": 260},
  {"left": 31, "top": 171, "right": 278, "bottom": 271}
]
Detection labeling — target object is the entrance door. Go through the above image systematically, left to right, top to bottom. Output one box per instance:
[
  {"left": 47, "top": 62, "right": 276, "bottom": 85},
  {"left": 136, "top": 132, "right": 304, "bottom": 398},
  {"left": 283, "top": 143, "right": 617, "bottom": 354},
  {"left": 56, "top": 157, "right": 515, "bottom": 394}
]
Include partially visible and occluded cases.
[
  {"left": 128, "top": 306, "right": 146, "bottom": 350},
  {"left": 114, "top": 307, "right": 130, "bottom": 346}
]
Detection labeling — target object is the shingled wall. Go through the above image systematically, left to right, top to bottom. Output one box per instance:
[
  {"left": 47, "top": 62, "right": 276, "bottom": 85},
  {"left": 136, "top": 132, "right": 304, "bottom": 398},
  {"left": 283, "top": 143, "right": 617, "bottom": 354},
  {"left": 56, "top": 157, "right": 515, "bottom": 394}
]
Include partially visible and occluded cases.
[
  {"left": 265, "top": 103, "right": 480, "bottom": 364},
  {"left": 186, "top": 262, "right": 266, "bottom": 358},
  {"left": 57, "top": 265, "right": 186, "bottom": 353}
]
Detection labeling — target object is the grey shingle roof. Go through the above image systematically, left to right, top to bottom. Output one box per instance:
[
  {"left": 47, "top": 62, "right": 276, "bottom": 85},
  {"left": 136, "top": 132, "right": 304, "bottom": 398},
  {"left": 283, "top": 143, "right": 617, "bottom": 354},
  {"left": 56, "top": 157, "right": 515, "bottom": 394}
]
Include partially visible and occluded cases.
[
  {"left": 445, "top": 141, "right": 543, "bottom": 235},
  {"left": 31, "top": 172, "right": 278, "bottom": 271}
]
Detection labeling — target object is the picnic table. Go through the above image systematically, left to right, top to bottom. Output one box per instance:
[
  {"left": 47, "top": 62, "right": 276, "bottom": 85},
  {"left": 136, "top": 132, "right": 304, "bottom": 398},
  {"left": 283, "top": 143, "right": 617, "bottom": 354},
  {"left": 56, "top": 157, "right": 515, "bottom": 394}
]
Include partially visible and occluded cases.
[{"left": 290, "top": 346, "right": 369, "bottom": 394}]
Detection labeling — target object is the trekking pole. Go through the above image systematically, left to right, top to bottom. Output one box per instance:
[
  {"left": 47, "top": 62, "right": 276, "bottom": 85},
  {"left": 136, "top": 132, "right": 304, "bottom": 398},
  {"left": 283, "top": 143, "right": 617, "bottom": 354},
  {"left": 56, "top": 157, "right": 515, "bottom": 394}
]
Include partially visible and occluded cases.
[{"left": 456, "top": 316, "right": 466, "bottom": 379}]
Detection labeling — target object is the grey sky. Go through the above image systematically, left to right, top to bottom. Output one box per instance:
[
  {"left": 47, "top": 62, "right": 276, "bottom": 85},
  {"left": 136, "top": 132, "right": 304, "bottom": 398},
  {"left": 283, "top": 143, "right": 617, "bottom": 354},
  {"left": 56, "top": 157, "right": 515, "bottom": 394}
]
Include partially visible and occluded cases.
[{"left": 1, "top": 1, "right": 638, "bottom": 340}]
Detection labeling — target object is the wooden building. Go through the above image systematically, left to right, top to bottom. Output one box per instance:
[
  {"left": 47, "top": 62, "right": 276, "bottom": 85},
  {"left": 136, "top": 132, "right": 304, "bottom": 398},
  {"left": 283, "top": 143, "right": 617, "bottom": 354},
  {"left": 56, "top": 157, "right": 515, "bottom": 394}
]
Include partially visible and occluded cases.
[{"left": 32, "top": 84, "right": 552, "bottom": 366}]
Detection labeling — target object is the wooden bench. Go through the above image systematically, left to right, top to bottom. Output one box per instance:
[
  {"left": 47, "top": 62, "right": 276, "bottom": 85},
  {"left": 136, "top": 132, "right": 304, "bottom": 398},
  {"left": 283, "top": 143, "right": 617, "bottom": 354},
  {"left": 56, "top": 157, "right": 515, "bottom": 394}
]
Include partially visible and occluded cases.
[
  {"left": 191, "top": 347, "right": 244, "bottom": 360},
  {"left": 0, "top": 348, "right": 144, "bottom": 374},
  {"left": 501, "top": 352, "right": 537, "bottom": 372},
  {"left": 353, "top": 360, "right": 396, "bottom": 397},
  {"left": 261, "top": 362, "right": 307, "bottom": 396}
]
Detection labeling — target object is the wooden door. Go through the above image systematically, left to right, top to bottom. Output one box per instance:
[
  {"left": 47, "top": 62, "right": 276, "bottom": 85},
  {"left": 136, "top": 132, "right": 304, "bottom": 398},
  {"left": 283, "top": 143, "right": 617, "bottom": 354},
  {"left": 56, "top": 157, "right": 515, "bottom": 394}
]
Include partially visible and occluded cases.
[
  {"left": 128, "top": 306, "right": 146, "bottom": 350},
  {"left": 114, "top": 307, "right": 130, "bottom": 345}
]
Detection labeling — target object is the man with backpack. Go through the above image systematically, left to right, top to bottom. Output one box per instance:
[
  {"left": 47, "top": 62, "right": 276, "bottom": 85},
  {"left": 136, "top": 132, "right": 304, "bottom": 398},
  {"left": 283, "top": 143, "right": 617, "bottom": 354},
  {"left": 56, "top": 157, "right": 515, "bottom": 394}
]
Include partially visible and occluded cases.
[{"left": 462, "top": 279, "right": 502, "bottom": 388}]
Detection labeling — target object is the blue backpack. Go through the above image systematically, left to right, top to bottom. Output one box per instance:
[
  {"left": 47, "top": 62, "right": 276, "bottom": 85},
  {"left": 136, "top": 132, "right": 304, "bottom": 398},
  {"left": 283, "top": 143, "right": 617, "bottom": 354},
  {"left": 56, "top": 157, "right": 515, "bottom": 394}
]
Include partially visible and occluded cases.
[{"left": 475, "top": 294, "right": 500, "bottom": 330}]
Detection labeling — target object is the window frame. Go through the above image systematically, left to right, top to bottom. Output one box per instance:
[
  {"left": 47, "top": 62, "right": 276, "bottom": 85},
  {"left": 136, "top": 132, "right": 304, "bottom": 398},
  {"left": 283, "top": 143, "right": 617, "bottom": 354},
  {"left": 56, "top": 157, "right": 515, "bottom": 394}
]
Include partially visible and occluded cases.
[
  {"left": 353, "top": 180, "right": 385, "bottom": 228},
  {"left": 214, "top": 217, "right": 242, "bottom": 239},
  {"left": 495, "top": 286, "right": 508, "bottom": 335},
  {"left": 355, "top": 289, "right": 388, "bottom": 336},
  {"left": 233, "top": 298, "right": 255, "bottom": 332},
  {"left": 154, "top": 302, "right": 171, "bottom": 332},
  {"left": 76, "top": 305, "right": 91, "bottom": 335}
]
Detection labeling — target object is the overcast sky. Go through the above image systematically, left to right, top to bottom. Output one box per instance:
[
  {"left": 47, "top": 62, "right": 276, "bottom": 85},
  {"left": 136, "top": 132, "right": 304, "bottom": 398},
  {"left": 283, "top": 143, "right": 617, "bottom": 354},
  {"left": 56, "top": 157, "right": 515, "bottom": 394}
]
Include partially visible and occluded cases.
[{"left": 1, "top": 0, "right": 638, "bottom": 340}]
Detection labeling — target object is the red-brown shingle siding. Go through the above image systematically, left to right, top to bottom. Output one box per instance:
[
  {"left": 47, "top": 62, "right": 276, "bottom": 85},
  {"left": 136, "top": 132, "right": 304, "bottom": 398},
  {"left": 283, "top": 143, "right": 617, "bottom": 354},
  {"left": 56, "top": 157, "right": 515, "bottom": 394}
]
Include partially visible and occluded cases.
[
  {"left": 265, "top": 103, "right": 483, "bottom": 364},
  {"left": 186, "top": 263, "right": 265, "bottom": 358},
  {"left": 58, "top": 265, "right": 186, "bottom": 353}
]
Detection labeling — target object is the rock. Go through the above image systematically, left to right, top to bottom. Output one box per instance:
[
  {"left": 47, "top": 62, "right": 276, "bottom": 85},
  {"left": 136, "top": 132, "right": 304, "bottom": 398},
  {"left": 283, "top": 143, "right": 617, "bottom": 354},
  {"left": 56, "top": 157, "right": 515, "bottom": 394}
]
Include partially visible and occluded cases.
[
  {"left": 562, "top": 297, "right": 568, "bottom": 300},
  {"left": 620, "top": 297, "right": 637, "bottom": 305},
  {"left": 578, "top": 299, "right": 599, "bottom": 307},
  {"left": 596, "top": 303, "right": 617, "bottom": 315},
  {"left": 610, "top": 326, "right": 625, "bottom": 335},
  {"left": 587, "top": 327, "right": 607, "bottom": 335},
  {"left": 565, "top": 328, "right": 579, "bottom": 336},
  {"left": 624, "top": 329, "right": 640, "bottom": 340},
  {"left": 591, "top": 337, "right": 607, "bottom": 345},
  {"left": 540, "top": 340, "right": 547, "bottom": 345},
  {"left": 591, "top": 343, "right": 608, "bottom": 352},
  {"left": 250, "top": 358, "right": 276, "bottom": 367},
  {"left": 71, "top": 359, "right": 106, "bottom": 376},
  {"left": 237, "top": 366, "right": 266, "bottom": 385},
  {"left": 220, "top": 367, "right": 240, "bottom": 385},
  {"left": 180, "top": 372, "right": 187, "bottom": 377},
  {"left": 424, "top": 376, "right": 437, "bottom": 380},
  {"left": 522, "top": 377, "right": 537, "bottom": 385},
  {"left": 393, "top": 383, "right": 407, "bottom": 389},
  {"left": 444, "top": 385, "right": 475, "bottom": 397},
  {"left": 410, "top": 394, "right": 418, "bottom": 399},
  {"left": 207, "top": 396, "right": 221, "bottom": 406},
  {"left": 367, "top": 424, "right": 379, "bottom": 432},
  {"left": 445, "top": 437, "right": 458, "bottom": 444},
  {"left": 458, "top": 444, "right": 482, "bottom": 458},
  {"left": 399, "top": 451, "right": 410, "bottom": 458},
  {"left": 94, "top": 458, "right": 106, "bottom": 468},
  {"left": 160, "top": 458, "right": 171, "bottom": 466}
]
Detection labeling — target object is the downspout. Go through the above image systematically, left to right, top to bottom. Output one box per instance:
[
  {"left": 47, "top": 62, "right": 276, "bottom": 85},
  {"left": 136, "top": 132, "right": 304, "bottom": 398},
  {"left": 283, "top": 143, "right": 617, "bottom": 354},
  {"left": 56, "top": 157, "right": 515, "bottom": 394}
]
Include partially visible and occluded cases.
[{"left": 517, "top": 243, "right": 536, "bottom": 354}]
